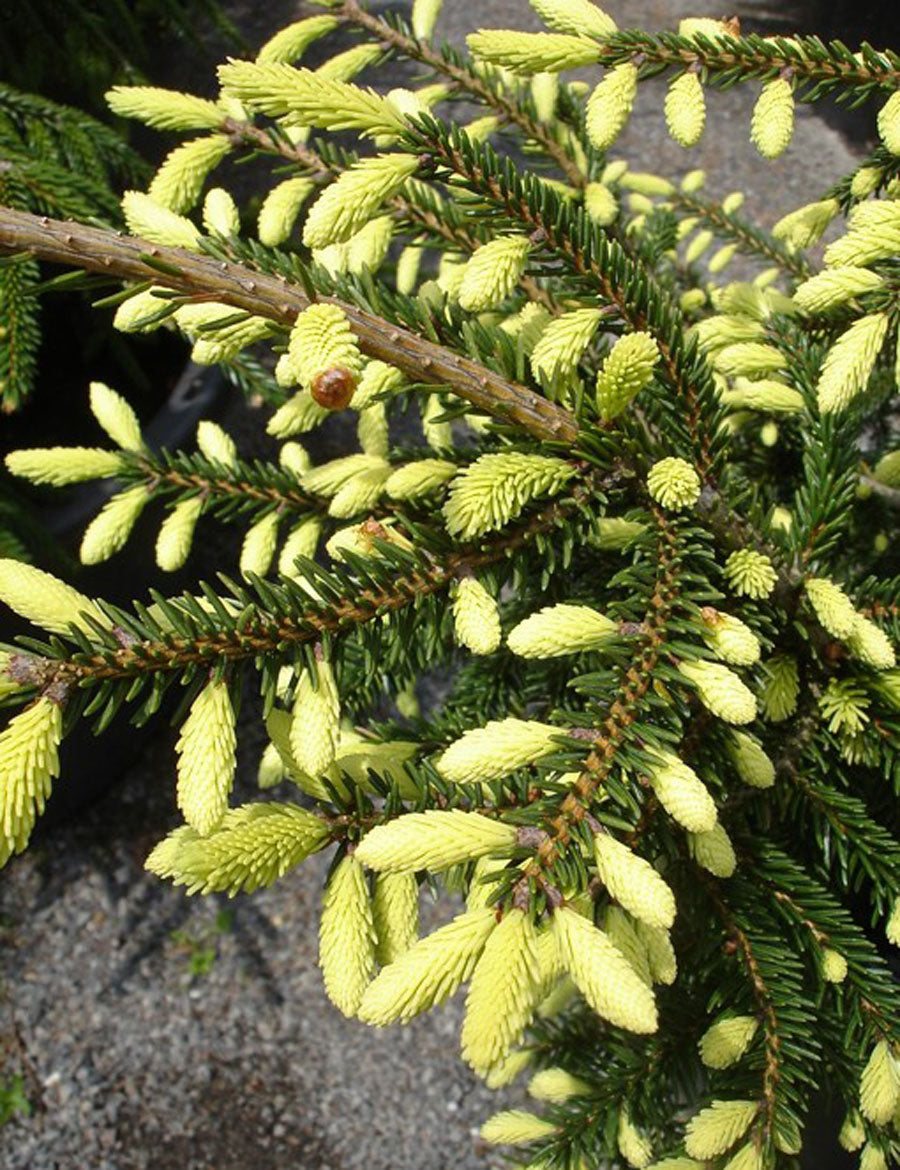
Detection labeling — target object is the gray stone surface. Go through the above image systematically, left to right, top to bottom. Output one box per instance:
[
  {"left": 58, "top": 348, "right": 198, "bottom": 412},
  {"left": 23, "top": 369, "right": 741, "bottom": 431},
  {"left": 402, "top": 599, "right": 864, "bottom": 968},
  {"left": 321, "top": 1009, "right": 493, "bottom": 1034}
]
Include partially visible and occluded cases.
[{"left": 0, "top": 2, "right": 864, "bottom": 1168}]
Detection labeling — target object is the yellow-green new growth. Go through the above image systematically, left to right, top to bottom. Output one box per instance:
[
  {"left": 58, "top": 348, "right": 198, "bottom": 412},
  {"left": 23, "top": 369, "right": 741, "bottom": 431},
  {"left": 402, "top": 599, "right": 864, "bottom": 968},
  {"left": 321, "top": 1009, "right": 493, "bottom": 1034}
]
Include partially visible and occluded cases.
[
  {"left": 412, "top": 0, "right": 444, "bottom": 40},
  {"left": 530, "top": 0, "right": 617, "bottom": 38},
  {"left": 255, "top": 15, "right": 338, "bottom": 64},
  {"left": 466, "top": 29, "right": 601, "bottom": 75},
  {"left": 217, "top": 61, "right": 407, "bottom": 137},
  {"left": 586, "top": 64, "right": 638, "bottom": 150},
  {"left": 665, "top": 71, "right": 706, "bottom": 148},
  {"left": 751, "top": 78, "right": 794, "bottom": 159},
  {"left": 106, "top": 85, "right": 224, "bottom": 131},
  {"left": 877, "top": 90, "right": 900, "bottom": 154},
  {"left": 148, "top": 135, "right": 232, "bottom": 214},
  {"left": 303, "top": 154, "right": 419, "bottom": 248},
  {"left": 257, "top": 177, "right": 316, "bottom": 246},
  {"left": 585, "top": 182, "right": 619, "bottom": 225},
  {"left": 202, "top": 187, "right": 239, "bottom": 236},
  {"left": 121, "top": 191, "right": 201, "bottom": 250},
  {"left": 774, "top": 198, "right": 839, "bottom": 251},
  {"left": 458, "top": 237, "right": 531, "bottom": 311},
  {"left": 793, "top": 267, "right": 884, "bottom": 314},
  {"left": 113, "top": 287, "right": 169, "bottom": 333},
  {"left": 288, "top": 304, "right": 363, "bottom": 390},
  {"left": 530, "top": 307, "right": 605, "bottom": 385},
  {"left": 816, "top": 312, "right": 890, "bottom": 414},
  {"left": 595, "top": 331, "right": 659, "bottom": 421},
  {"left": 712, "top": 343, "right": 784, "bottom": 378},
  {"left": 720, "top": 378, "right": 804, "bottom": 415},
  {"left": 90, "top": 382, "right": 144, "bottom": 452},
  {"left": 196, "top": 420, "right": 238, "bottom": 468},
  {"left": 6, "top": 447, "right": 125, "bottom": 487},
  {"left": 443, "top": 453, "right": 575, "bottom": 539},
  {"left": 302, "top": 454, "right": 386, "bottom": 499},
  {"left": 647, "top": 457, "right": 701, "bottom": 511},
  {"left": 386, "top": 459, "right": 457, "bottom": 500},
  {"left": 80, "top": 485, "right": 148, "bottom": 566},
  {"left": 156, "top": 497, "right": 204, "bottom": 573},
  {"left": 725, "top": 549, "right": 777, "bottom": 599},
  {"left": 0, "top": 560, "right": 105, "bottom": 637},
  {"left": 453, "top": 577, "right": 502, "bottom": 655},
  {"left": 805, "top": 577, "right": 857, "bottom": 639},
  {"left": 507, "top": 603, "right": 617, "bottom": 658},
  {"left": 700, "top": 610, "right": 761, "bottom": 666},
  {"left": 846, "top": 613, "right": 896, "bottom": 669},
  {"left": 290, "top": 657, "right": 340, "bottom": 777},
  {"left": 680, "top": 660, "right": 757, "bottom": 725},
  {"left": 176, "top": 679, "right": 236, "bottom": 836},
  {"left": 0, "top": 698, "right": 63, "bottom": 866},
  {"left": 438, "top": 718, "right": 561, "bottom": 783},
  {"left": 729, "top": 732, "right": 775, "bottom": 788},
  {"left": 647, "top": 750, "right": 717, "bottom": 833},
  {"left": 145, "top": 802, "right": 328, "bottom": 895},
  {"left": 355, "top": 809, "right": 517, "bottom": 873},
  {"left": 689, "top": 822, "right": 737, "bottom": 877},
  {"left": 594, "top": 832, "right": 676, "bottom": 930},
  {"left": 319, "top": 854, "right": 377, "bottom": 1017},
  {"left": 372, "top": 872, "right": 419, "bottom": 966},
  {"left": 887, "top": 900, "right": 900, "bottom": 947},
  {"left": 605, "top": 904, "right": 652, "bottom": 987},
  {"left": 552, "top": 905, "right": 658, "bottom": 1033},
  {"left": 359, "top": 906, "right": 496, "bottom": 1025},
  {"left": 462, "top": 909, "right": 540, "bottom": 1075},
  {"left": 638, "top": 921, "right": 677, "bottom": 985},
  {"left": 821, "top": 948, "right": 848, "bottom": 983},
  {"left": 699, "top": 1015, "right": 758, "bottom": 1069},
  {"left": 860, "top": 1040, "right": 900, "bottom": 1124},
  {"left": 527, "top": 1067, "right": 591, "bottom": 1103},
  {"left": 684, "top": 1100, "right": 759, "bottom": 1159},
  {"left": 618, "top": 1108, "right": 653, "bottom": 1169},
  {"left": 480, "top": 1109, "right": 558, "bottom": 1145},
  {"left": 838, "top": 1110, "right": 866, "bottom": 1152},
  {"left": 859, "top": 1143, "right": 888, "bottom": 1170},
  {"left": 723, "top": 1144, "right": 765, "bottom": 1170}
]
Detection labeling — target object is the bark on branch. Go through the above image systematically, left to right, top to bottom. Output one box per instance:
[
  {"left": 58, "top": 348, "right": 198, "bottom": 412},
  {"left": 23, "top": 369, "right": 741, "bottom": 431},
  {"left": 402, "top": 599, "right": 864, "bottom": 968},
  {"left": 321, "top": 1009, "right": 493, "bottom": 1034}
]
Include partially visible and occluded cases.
[{"left": 0, "top": 205, "right": 578, "bottom": 444}]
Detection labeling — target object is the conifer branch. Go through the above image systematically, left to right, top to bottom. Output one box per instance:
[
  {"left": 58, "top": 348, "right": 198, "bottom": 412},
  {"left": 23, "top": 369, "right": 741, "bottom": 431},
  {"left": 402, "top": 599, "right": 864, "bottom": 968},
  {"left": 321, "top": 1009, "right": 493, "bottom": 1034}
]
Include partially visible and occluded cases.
[
  {"left": 337, "top": 0, "right": 588, "bottom": 188},
  {"left": 592, "top": 30, "right": 900, "bottom": 91},
  {"left": 411, "top": 120, "right": 723, "bottom": 472},
  {"left": 671, "top": 189, "right": 811, "bottom": 280},
  {"left": 0, "top": 205, "right": 577, "bottom": 442},
  {"left": 126, "top": 449, "right": 325, "bottom": 514},
  {"left": 23, "top": 479, "right": 599, "bottom": 697},
  {"left": 516, "top": 508, "right": 681, "bottom": 888},
  {"left": 703, "top": 878, "right": 781, "bottom": 1140}
]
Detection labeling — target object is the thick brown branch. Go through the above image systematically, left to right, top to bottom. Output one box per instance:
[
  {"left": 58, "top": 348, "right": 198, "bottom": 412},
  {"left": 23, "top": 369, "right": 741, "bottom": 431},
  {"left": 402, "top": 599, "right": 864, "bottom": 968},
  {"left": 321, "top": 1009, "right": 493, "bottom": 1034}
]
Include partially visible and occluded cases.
[{"left": 0, "top": 206, "right": 577, "bottom": 443}]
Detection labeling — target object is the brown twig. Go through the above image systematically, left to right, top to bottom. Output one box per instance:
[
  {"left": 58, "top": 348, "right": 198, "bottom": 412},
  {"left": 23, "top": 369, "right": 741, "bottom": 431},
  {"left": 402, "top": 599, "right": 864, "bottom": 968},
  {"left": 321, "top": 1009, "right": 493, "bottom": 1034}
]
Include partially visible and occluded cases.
[
  {"left": 0, "top": 206, "right": 577, "bottom": 443},
  {"left": 25, "top": 475, "right": 604, "bottom": 696}
]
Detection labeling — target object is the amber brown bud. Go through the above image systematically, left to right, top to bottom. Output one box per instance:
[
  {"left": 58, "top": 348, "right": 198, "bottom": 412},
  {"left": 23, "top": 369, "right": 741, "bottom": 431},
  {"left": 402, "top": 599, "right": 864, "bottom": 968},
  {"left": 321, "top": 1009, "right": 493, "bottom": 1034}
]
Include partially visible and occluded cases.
[{"left": 310, "top": 365, "right": 357, "bottom": 411}]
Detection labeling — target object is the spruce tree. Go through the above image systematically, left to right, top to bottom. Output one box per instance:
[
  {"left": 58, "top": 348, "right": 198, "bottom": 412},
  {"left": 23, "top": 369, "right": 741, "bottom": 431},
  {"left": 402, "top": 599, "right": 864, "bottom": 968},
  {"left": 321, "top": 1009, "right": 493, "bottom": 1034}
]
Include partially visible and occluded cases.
[{"left": 1, "top": 2, "right": 900, "bottom": 1166}]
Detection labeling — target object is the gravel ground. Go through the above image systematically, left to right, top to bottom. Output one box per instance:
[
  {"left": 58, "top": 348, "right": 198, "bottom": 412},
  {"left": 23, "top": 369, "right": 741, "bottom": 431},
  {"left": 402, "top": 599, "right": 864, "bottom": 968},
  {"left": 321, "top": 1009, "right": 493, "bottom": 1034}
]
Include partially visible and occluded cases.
[{"left": 0, "top": 1, "right": 865, "bottom": 1168}]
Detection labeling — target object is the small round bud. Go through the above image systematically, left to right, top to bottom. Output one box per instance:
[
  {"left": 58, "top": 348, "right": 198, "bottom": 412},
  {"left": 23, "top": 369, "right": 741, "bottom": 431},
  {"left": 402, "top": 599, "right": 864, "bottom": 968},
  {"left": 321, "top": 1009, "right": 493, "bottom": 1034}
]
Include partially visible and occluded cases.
[{"left": 310, "top": 366, "right": 358, "bottom": 411}]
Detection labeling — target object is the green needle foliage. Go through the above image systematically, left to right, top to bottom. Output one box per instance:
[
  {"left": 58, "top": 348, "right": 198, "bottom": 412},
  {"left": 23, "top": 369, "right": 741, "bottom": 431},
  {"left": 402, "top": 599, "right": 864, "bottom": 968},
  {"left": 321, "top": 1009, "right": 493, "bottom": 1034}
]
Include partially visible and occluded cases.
[
  {"left": 2, "top": 1, "right": 900, "bottom": 1166},
  {"left": 0, "top": 85, "right": 149, "bottom": 411}
]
